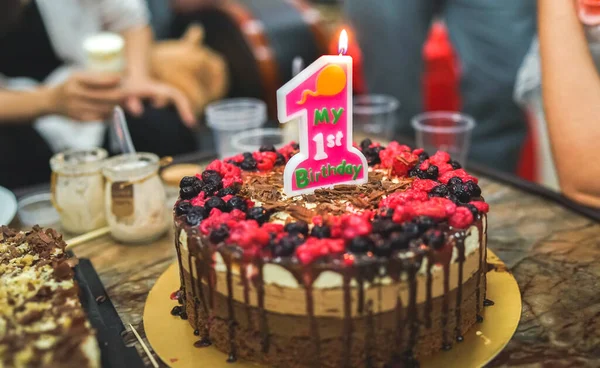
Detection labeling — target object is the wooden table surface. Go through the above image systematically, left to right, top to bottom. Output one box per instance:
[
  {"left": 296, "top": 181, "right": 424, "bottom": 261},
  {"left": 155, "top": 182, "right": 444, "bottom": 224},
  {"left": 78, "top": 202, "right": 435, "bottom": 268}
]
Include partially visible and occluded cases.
[{"left": 12, "top": 165, "right": 600, "bottom": 367}]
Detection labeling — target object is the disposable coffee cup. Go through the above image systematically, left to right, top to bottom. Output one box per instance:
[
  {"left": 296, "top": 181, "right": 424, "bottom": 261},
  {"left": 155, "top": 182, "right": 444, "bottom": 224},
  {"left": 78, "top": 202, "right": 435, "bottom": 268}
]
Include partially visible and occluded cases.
[{"left": 83, "top": 33, "right": 125, "bottom": 73}]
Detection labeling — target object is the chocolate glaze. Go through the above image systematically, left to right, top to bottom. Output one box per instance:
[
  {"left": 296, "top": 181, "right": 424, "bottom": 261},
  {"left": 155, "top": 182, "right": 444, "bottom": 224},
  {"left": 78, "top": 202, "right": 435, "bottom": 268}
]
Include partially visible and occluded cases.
[
  {"left": 475, "top": 216, "right": 485, "bottom": 323},
  {"left": 454, "top": 232, "right": 466, "bottom": 342},
  {"left": 424, "top": 250, "right": 434, "bottom": 329},
  {"left": 223, "top": 255, "right": 238, "bottom": 363},
  {"left": 255, "top": 262, "right": 270, "bottom": 353},
  {"left": 342, "top": 273, "right": 352, "bottom": 368},
  {"left": 483, "top": 299, "right": 495, "bottom": 307}
]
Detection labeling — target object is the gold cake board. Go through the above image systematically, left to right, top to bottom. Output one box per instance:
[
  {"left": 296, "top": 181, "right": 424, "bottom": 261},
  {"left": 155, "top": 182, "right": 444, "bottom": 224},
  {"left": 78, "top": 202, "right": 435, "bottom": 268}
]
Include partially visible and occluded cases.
[{"left": 144, "top": 250, "right": 521, "bottom": 368}]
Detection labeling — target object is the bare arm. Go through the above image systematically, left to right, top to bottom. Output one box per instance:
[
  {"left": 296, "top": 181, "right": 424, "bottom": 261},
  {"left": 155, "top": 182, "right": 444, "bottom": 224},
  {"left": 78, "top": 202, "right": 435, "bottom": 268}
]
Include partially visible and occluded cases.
[
  {"left": 539, "top": 0, "right": 600, "bottom": 207},
  {"left": 122, "top": 25, "right": 153, "bottom": 81},
  {"left": 0, "top": 88, "right": 56, "bottom": 124}
]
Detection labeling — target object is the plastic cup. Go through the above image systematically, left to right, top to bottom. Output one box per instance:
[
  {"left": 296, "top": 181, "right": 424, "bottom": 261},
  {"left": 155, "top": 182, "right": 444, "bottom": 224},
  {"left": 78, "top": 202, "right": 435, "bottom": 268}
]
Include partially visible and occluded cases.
[
  {"left": 353, "top": 94, "right": 400, "bottom": 138},
  {"left": 205, "top": 98, "right": 267, "bottom": 159},
  {"left": 411, "top": 111, "right": 476, "bottom": 166},
  {"left": 231, "top": 128, "right": 285, "bottom": 155}
]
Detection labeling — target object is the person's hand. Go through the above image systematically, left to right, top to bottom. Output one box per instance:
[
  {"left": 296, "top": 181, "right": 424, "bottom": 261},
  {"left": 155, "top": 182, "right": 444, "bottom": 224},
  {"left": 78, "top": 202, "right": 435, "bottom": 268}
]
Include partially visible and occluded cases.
[
  {"left": 50, "top": 72, "right": 123, "bottom": 121},
  {"left": 122, "top": 77, "right": 197, "bottom": 127}
]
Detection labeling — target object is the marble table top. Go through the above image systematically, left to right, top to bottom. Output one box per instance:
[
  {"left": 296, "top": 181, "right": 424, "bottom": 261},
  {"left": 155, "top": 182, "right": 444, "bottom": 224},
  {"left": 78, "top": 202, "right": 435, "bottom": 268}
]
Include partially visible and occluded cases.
[{"left": 17, "top": 172, "right": 600, "bottom": 367}]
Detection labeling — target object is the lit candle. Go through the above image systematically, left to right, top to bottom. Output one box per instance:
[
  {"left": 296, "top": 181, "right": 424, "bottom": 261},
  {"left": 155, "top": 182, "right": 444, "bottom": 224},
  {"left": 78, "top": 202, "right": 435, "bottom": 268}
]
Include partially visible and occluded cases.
[{"left": 277, "top": 30, "right": 368, "bottom": 196}]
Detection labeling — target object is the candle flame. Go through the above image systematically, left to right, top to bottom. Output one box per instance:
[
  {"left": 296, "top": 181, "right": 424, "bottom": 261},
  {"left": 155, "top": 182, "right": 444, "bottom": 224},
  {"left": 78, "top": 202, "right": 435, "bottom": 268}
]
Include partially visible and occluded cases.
[{"left": 338, "top": 29, "right": 348, "bottom": 55}]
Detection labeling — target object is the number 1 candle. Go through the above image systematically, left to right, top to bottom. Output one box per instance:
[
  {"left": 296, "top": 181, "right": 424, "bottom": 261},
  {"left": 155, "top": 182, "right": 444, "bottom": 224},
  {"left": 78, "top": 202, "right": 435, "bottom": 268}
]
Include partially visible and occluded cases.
[{"left": 277, "top": 30, "right": 368, "bottom": 196}]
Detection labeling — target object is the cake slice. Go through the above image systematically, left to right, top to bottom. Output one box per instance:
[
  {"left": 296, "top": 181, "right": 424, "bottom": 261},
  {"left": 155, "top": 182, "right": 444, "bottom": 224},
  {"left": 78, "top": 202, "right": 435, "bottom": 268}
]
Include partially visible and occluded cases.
[{"left": 0, "top": 226, "right": 100, "bottom": 368}]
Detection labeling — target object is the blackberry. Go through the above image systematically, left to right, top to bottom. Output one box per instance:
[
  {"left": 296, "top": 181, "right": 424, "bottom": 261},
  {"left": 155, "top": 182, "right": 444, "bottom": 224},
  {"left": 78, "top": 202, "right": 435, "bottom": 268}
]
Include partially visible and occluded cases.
[
  {"left": 360, "top": 138, "right": 373, "bottom": 151},
  {"left": 291, "top": 142, "right": 300, "bottom": 150},
  {"left": 259, "top": 144, "right": 276, "bottom": 152},
  {"left": 364, "top": 146, "right": 383, "bottom": 166},
  {"left": 243, "top": 152, "right": 253, "bottom": 159},
  {"left": 418, "top": 152, "right": 430, "bottom": 162},
  {"left": 275, "top": 153, "right": 286, "bottom": 166},
  {"left": 240, "top": 157, "right": 257, "bottom": 171},
  {"left": 450, "top": 160, "right": 462, "bottom": 170},
  {"left": 424, "top": 165, "right": 439, "bottom": 180},
  {"left": 408, "top": 168, "right": 420, "bottom": 178},
  {"left": 201, "top": 170, "right": 223, "bottom": 187},
  {"left": 179, "top": 176, "right": 201, "bottom": 189},
  {"left": 448, "top": 177, "right": 463, "bottom": 186},
  {"left": 465, "top": 180, "right": 482, "bottom": 198},
  {"left": 180, "top": 182, "right": 202, "bottom": 200},
  {"left": 201, "top": 183, "right": 218, "bottom": 197},
  {"left": 429, "top": 184, "right": 449, "bottom": 198},
  {"left": 450, "top": 184, "right": 471, "bottom": 203},
  {"left": 217, "top": 186, "right": 239, "bottom": 197},
  {"left": 205, "top": 196, "right": 227, "bottom": 212},
  {"left": 226, "top": 196, "right": 247, "bottom": 212},
  {"left": 175, "top": 201, "right": 193, "bottom": 216},
  {"left": 462, "top": 203, "right": 479, "bottom": 218},
  {"left": 186, "top": 206, "right": 208, "bottom": 226},
  {"left": 246, "top": 207, "right": 270, "bottom": 224},
  {"left": 414, "top": 216, "right": 436, "bottom": 233},
  {"left": 372, "top": 219, "right": 402, "bottom": 237},
  {"left": 284, "top": 221, "right": 309, "bottom": 236},
  {"left": 401, "top": 222, "right": 420, "bottom": 238},
  {"left": 209, "top": 225, "right": 229, "bottom": 243},
  {"left": 311, "top": 225, "right": 331, "bottom": 239},
  {"left": 423, "top": 229, "right": 445, "bottom": 250},
  {"left": 387, "top": 232, "right": 410, "bottom": 250},
  {"left": 274, "top": 234, "right": 305, "bottom": 257},
  {"left": 372, "top": 235, "right": 393, "bottom": 257},
  {"left": 348, "top": 236, "right": 374, "bottom": 254}
]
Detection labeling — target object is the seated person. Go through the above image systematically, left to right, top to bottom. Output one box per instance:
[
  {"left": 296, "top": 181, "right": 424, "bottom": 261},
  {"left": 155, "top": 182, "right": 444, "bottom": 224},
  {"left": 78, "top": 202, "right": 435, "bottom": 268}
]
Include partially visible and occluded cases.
[
  {"left": 0, "top": 0, "right": 197, "bottom": 189},
  {"left": 538, "top": 0, "right": 600, "bottom": 208}
]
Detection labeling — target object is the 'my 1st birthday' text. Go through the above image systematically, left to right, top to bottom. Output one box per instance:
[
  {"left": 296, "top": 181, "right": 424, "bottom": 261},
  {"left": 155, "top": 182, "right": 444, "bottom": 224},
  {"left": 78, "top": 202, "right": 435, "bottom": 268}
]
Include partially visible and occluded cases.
[{"left": 295, "top": 160, "right": 363, "bottom": 188}]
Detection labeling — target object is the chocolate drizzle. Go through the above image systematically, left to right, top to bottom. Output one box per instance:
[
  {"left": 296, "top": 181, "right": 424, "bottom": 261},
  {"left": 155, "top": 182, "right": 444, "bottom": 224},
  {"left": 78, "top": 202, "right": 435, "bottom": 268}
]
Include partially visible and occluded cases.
[
  {"left": 475, "top": 217, "right": 484, "bottom": 323},
  {"left": 454, "top": 232, "right": 466, "bottom": 342},
  {"left": 424, "top": 251, "right": 434, "bottom": 329},
  {"left": 441, "top": 254, "right": 451, "bottom": 350},
  {"left": 223, "top": 255, "right": 237, "bottom": 363},
  {"left": 405, "top": 257, "right": 421, "bottom": 362},
  {"left": 256, "top": 262, "right": 270, "bottom": 353},
  {"left": 240, "top": 267, "right": 252, "bottom": 326},
  {"left": 342, "top": 273, "right": 353, "bottom": 368}
]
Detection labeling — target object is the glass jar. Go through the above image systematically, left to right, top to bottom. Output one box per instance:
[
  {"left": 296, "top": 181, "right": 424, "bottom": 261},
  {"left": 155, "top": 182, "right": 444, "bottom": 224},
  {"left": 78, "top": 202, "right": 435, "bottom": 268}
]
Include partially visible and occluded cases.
[
  {"left": 50, "top": 148, "right": 107, "bottom": 234},
  {"left": 102, "top": 153, "right": 168, "bottom": 243}
]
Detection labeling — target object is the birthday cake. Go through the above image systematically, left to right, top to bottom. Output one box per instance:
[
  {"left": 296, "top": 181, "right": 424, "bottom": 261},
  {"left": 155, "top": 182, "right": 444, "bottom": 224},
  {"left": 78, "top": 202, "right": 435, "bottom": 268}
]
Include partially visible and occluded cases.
[{"left": 172, "top": 139, "right": 489, "bottom": 367}]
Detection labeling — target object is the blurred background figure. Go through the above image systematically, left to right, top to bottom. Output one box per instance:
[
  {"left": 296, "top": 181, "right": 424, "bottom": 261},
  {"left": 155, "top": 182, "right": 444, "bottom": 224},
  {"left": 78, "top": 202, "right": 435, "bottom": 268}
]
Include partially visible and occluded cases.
[{"left": 345, "top": 0, "right": 537, "bottom": 172}]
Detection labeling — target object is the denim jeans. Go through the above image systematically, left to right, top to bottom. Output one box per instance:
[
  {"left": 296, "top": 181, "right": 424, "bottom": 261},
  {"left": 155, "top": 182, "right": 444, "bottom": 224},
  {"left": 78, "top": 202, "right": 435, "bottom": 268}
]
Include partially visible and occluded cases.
[{"left": 345, "top": 0, "right": 537, "bottom": 172}]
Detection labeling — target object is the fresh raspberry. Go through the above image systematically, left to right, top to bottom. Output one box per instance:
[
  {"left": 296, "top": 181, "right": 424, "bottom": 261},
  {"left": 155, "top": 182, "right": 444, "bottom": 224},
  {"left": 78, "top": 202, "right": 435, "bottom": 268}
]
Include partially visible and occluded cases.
[
  {"left": 278, "top": 142, "right": 299, "bottom": 160},
  {"left": 378, "top": 142, "right": 412, "bottom": 168},
  {"left": 412, "top": 148, "right": 425, "bottom": 156},
  {"left": 253, "top": 151, "right": 278, "bottom": 172},
  {"left": 391, "top": 151, "right": 419, "bottom": 176},
  {"left": 429, "top": 151, "right": 451, "bottom": 166},
  {"left": 225, "top": 154, "right": 244, "bottom": 164},
  {"left": 205, "top": 160, "right": 243, "bottom": 187},
  {"left": 419, "top": 160, "right": 430, "bottom": 171},
  {"left": 436, "top": 162, "right": 454, "bottom": 175},
  {"left": 439, "top": 169, "right": 478, "bottom": 185},
  {"left": 411, "top": 179, "right": 439, "bottom": 192},
  {"left": 379, "top": 189, "right": 428, "bottom": 208},
  {"left": 191, "top": 192, "right": 207, "bottom": 207},
  {"left": 221, "top": 195, "right": 234, "bottom": 203},
  {"left": 429, "top": 197, "right": 457, "bottom": 216},
  {"left": 406, "top": 200, "right": 447, "bottom": 219},
  {"left": 470, "top": 201, "right": 490, "bottom": 214},
  {"left": 392, "top": 206, "right": 411, "bottom": 223},
  {"left": 448, "top": 207, "right": 474, "bottom": 229},
  {"left": 199, "top": 209, "right": 240, "bottom": 234},
  {"left": 230, "top": 209, "right": 247, "bottom": 220},
  {"left": 341, "top": 214, "right": 372, "bottom": 239},
  {"left": 312, "top": 215, "right": 324, "bottom": 226},
  {"left": 326, "top": 216, "right": 343, "bottom": 238},
  {"left": 228, "top": 220, "right": 271, "bottom": 249},
  {"left": 262, "top": 223, "right": 285, "bottom": 234},
  {"left": 296, "top": 237, "right": 345, "bottom": 264},
  {"left": 343, "top": 253, "right": 355, "bottom": 266}
]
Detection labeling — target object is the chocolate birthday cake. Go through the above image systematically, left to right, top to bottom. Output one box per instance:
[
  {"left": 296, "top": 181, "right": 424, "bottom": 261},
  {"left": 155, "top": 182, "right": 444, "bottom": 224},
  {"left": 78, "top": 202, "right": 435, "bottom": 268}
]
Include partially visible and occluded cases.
[
  {"left": 172, "top": 139, "right": 489, "bottom": 367},
  {"left": 0, "top": 226, "right": 100, "bottom": 368}
]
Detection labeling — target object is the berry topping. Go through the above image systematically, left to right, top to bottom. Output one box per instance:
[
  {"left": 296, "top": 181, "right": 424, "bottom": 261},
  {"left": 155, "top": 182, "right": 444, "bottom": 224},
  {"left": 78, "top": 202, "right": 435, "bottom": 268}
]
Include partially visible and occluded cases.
[
  {"left": 359, "top": 138, "right": 372, "bottom": 151},
  {"left": 259, "top": 144, "right": 276, "bottom": 152},
  {"left": 429, "top": 151, "right": 451, "bottom": 166},
  {"left": 418, "top": 152, "right": 429, "bottom": 162},
  {"left": 275, "top": 153, "right": 286, "bottom": 166},
  {"left": 240, "top": 156, "right": 258, "bottom": 171},
  {"left": 450, "top": 160, "right": 462, "bottom": 169},
  {"left": 425, "top": 165, "right": 439, "bottom": 180},
  {"left": 201, "top": 170, "right": 223, "bottom": 187},
  {"left": 180, "top": 176, "right": 202, "bottom": 189},
  {"left": 448, "top": 177, "right": 463, "bottom": 186},
  {"left": 412, "top": 179, "right": 439, "bottom": 192},
  {"left": 465, "top": 180, "right": 482, "bottom": 197},
  {"left": 180, "top": 182, "right": 202, "bottom": 200},
  {"left": 201, "top": 183, "right": 219, "bottom": 197},
  {"left": 449, "top": 183, "right": 471, "bottom": 203},
  {"left": 429, "top": 185, "right": 449, "bottom": 198},
  {"left": 217, "top": 186, "right": 239, "bottom": 197},
  {"left": 205, "top": 196, "right": 227, "bottom": 212},
  {"left": 226, "top": 196, "right": 248, "bottom": 212},
  {"left": 175, "top": 201, "right": 193, "bottom": 216},
  {"left": 469, "top": 201, "right": 489, "bottom": 214},
  {"left": 462, "top": 203, "right": 479, "bottom": 218},
  {"left": 186, "top": 206, "right": 208, "bottom": 226},
  {"left": 246, "top": 207, "right": 270, "bottom": 224},
  {"left": 448, "top": 207, "right": 474, "bottom": 229},
  {"left": 375, "top": 208, "right": 395, "bottom": 219},
  {"left": 414, "top": 216, "right": 436, "bottom": 233},
  {"left": 372, "top": 219, "right": 403, "bottom": 236},
  {"left": 284, "top": 221, "right": 309, "bottom": 236},
  {"left": 401, "top": 222, "right": 420, "bottom": 238},
  {"left": 209, "top": 225, "right": 229, "bottom": 243},
  {"left": 310, "top": 225, "right": 331, "bottom": 239},
  {"left": 423, "top": 229, "right": 445, "bottom": 250},
  {"left": 387, "top": 232, "right": 411, "bottom": 250},
  {"left": 274, "top": 234, "right": 305, "bottom": 257},
  {"left": 347, "top": 236, "right": 374, "bottom": 254},
  {"left": 296, "top": 237, "right": 345, "bottom": 264},
  {"left": 372, "top": 237, "right": 393, "bottom": 256}
]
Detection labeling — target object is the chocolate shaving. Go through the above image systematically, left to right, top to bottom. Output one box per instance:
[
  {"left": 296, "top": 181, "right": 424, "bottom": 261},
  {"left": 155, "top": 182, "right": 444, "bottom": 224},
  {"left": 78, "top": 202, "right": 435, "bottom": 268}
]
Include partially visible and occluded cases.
[{"left": 287, "top": 204, "right": 316, "bottom": 223}]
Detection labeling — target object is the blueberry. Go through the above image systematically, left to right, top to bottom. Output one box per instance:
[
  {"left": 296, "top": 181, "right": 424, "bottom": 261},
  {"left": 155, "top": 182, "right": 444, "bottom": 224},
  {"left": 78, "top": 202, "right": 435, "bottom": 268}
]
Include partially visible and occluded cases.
[
  {"left": 360, "top": 138, "right": 372, "bottom": 151},
  {"left": 291, "top": 142, "right": 300, "bottom": 150},
  {"left": 259, "top": 144, "right": 276, "bottom": 152},
  {"left": 364, "top": 146, "right": 383, "bottom": 166},
  {"left": 243, "top": 152, "right": 253, "bottom": 159},
  {"left": 418, "top": 152, "right": 430, "bottom": 162},
  {"left": 275, "top": 153, "right": 286, "bottom": 166},
  {"left": 240, "top": 157, "right": 257, "bottom": 171},
  {"left": 450, "top": 160, "right": 462, "bottom": 170},
  {"left": 425, "top": 165, "right": 439, "bottom": 180},
  {"left": 408, "top": 168, "right": 419, "bottom": 178},
  {"left": 201, "top": 170, "right": 223, "bottom": 187},
  {"left": 180, "top": 176, "right": 201, "bottom": 189},
  {"left": 448, "top": 177, "right": 463, "bottom": 186},
  {"left": 465, "top": 180, "right": 481, "bottom": 197},
  {"left": 180, "top": 183, "right": 202, "bottom": 200},
  {"left": 201, "top": 183, "right": 218, "bottom": 197},
  {"left": 429, "top": 184, "right": 449, "bottom": 198},
  {"left": 450, "top": 185, "right": 471, "bottom": 203},
  {"left": 217, "top": 187, "right": 239, "bottom": 197},
  {"left": 205, "top": 196, "right": 228, "bottom": 212},
  {"left": 226, "top": 196, "right": 247, "bottom": 212},
  {"left": 175, "top": 201, "right": 193, "bottom": 216},
  {"left": 462, "top": 203, "right": 479, "bottom": 218},
  {"left": 186, "top": 206, "right": 208, "bottom": 226},
  {"left": 246, "top": 207, "right": 270, "bottom": 224},
  {"left": 414, "top": 216, "right": 436, "bottom": 233},
  {"left": 372, "top": 219, "right": 402, "bottom": 236},
  {"left": 284, "top": 221, "right": 309, "bottom": 236},
  {"left": 401, "top": 222, "right": 420, "bottom": 238},
  {"left": 209, "top": 225, "right": 229, "bottom": 243},
  {"left": 310, "top": 225, "right": 331, "bottom": 239},
  {"left": 423, "top": 229, "right": 445, "bottom": 250},
  {"left": 387, "top": 232, "right": 410, "bottom": 250},
  {"left": 274, "top": 234, "right": 305, "bottom": 257},
  {"left": 348, "top": 236, "right": 374, "bottom": 254},
  {"left": 372, "top": 238, "right": 393, "bottom": 257}
]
